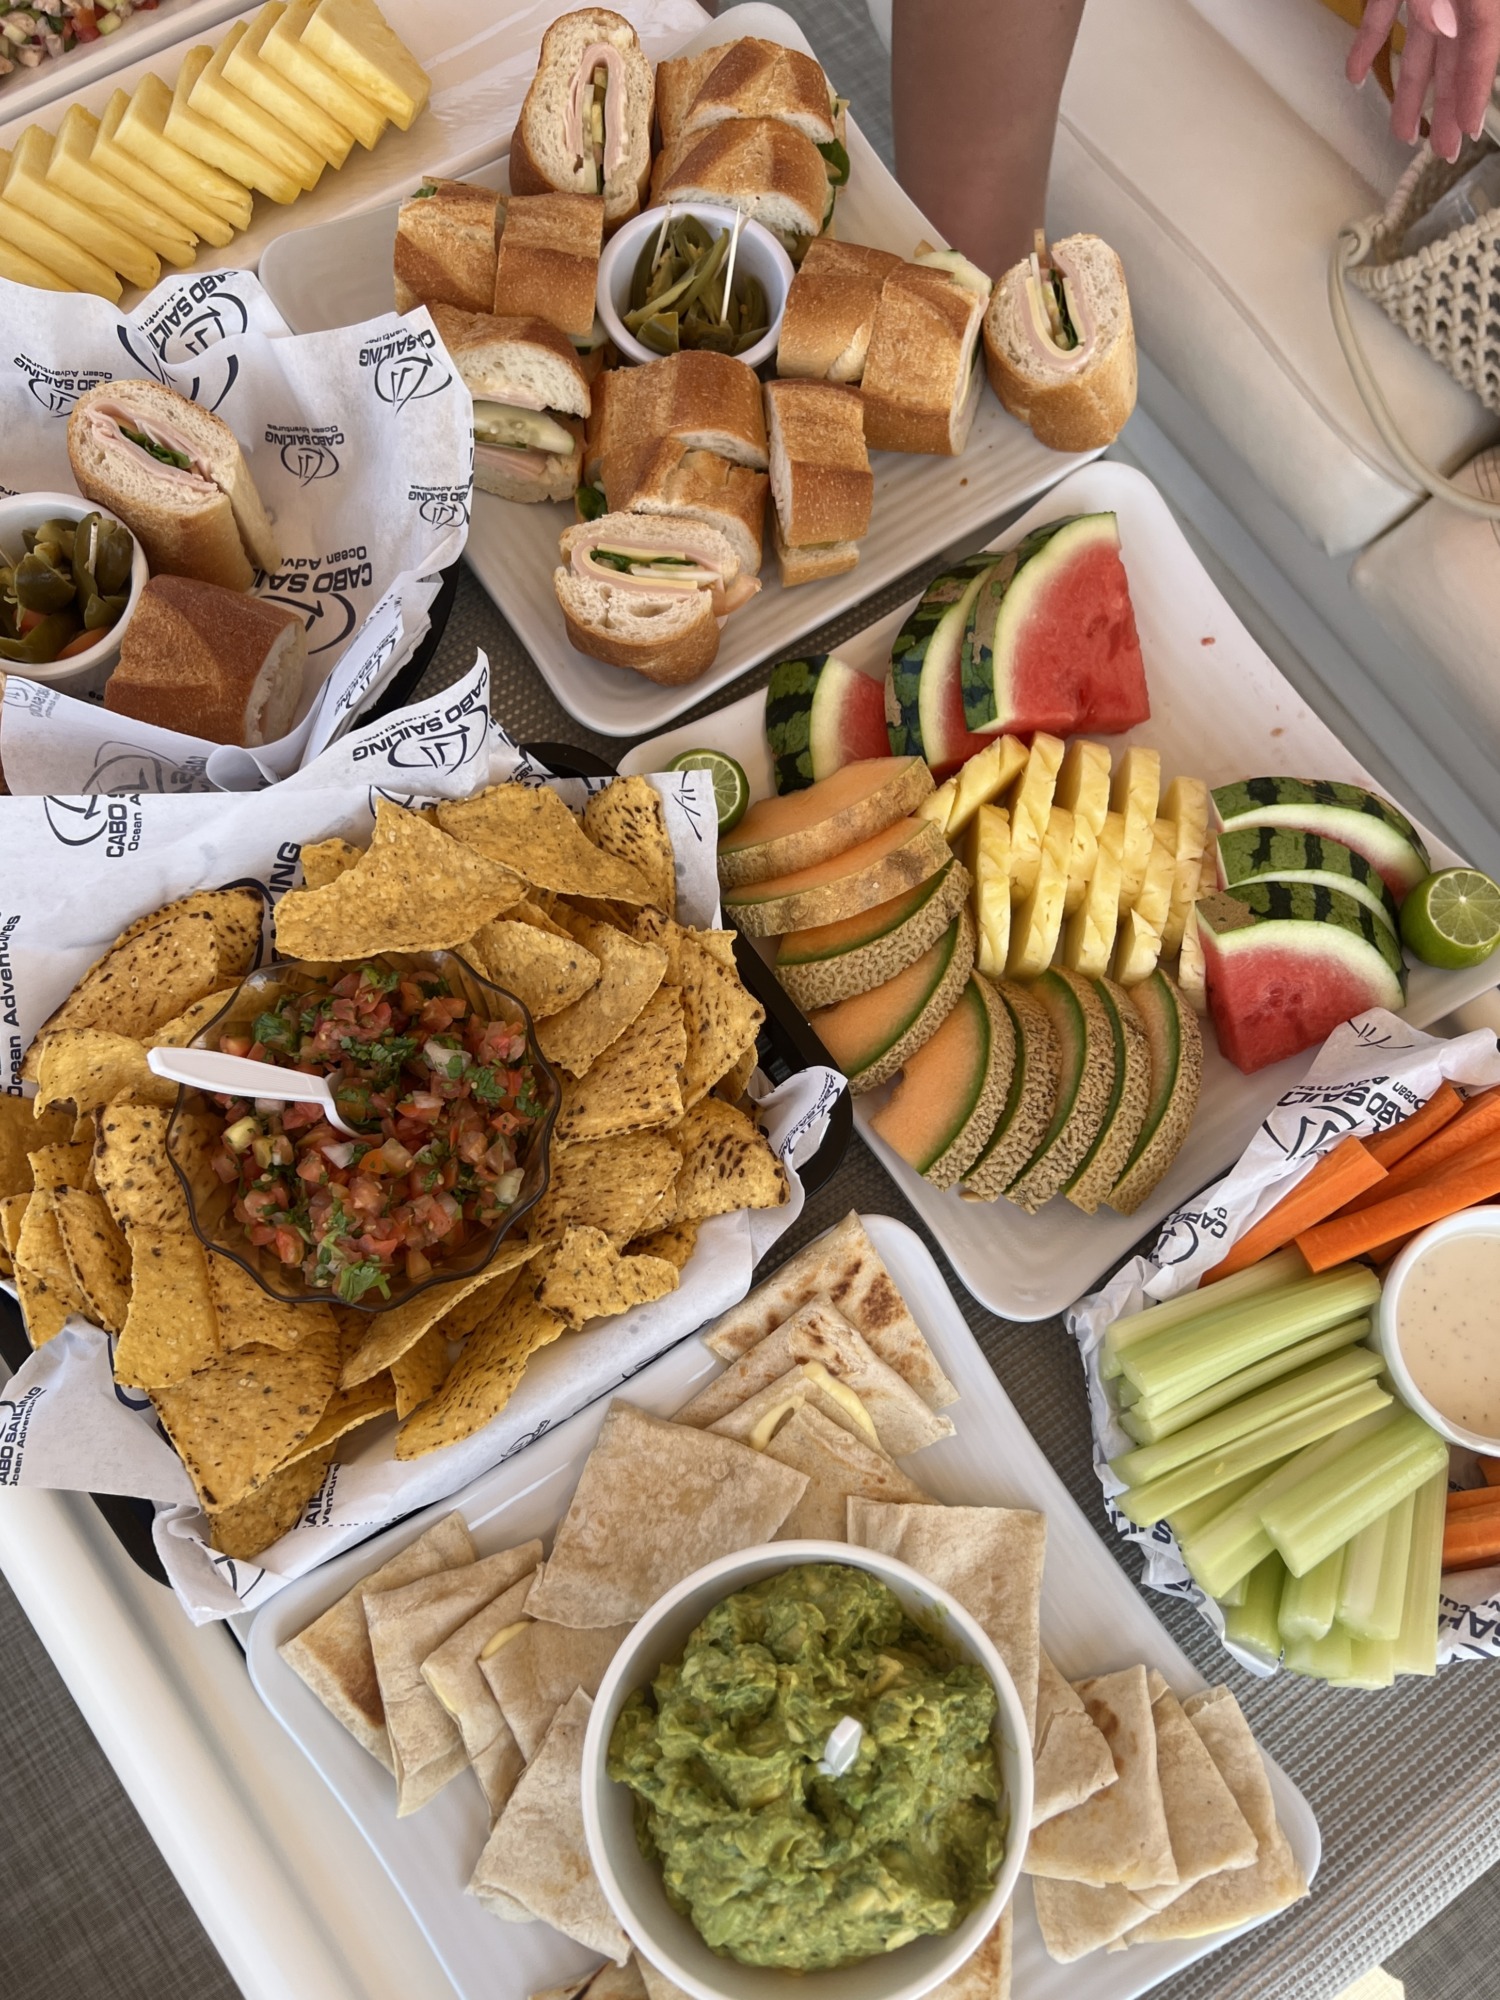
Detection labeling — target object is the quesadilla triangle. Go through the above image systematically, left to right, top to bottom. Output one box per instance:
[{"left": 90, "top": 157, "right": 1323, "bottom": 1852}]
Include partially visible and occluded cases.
[
  {"left": 701, "top": 1212, "right": 958, "bottom": 1409},
  {"left": 678, "top": 1295, "right": 955, "bottom": 1456},
  {"left": 758, "top": 1402, "right": 930, "bottom": 1539},
  {"left": 419, "top": 1571, "right": 537, "bottom": 1819},
  {"left": 480, "top": 1614, "right": 632, "bottom": 1763},
  {"left": 1031, "top": 1648, "right": 1117, "bottom": 1826},
  {"left": 1024, "top": 1665, "right": 1178, "bottom": 1892},
  {"left": 1130, "top": 1681, "right": 1257, "bottom": 1911}
]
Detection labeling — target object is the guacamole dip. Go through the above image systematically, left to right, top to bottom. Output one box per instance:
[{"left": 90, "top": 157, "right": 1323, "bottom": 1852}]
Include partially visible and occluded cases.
[{"left": 606, "top": 1562, "right": 1005, "bottom": 1971}]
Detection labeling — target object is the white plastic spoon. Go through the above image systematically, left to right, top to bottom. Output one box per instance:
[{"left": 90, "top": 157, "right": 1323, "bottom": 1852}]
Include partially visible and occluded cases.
[{"left": 145, "top": 1046, "right": 362, "bottom": 1139}]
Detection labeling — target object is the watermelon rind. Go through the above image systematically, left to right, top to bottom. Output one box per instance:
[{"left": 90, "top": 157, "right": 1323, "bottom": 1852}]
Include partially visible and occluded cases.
[
  {"left": 959, "top": 520, "right": 1075, "bottom": 733},
  {"left": 887, "top": 556, "right": 1000, "bottom": 771},
  {"left": 765, "top": 654, "right": 889, "bottom": 794},
  {"left": 1211, "top": 777, "right": 1430, "bottom": 902},
  {"left": 1216, "top": 827, "right": 1400, "bottom": 936},
  {"left": 775, "top": 858, "right": 972, "bottom": 1011},
  {"left": 1221, "top": 879, "right": 1406, "bottom": 984},
  {"left": 817, "top": 909, "right": 976, "bottom": 1095},
  {"left": 1006, "top": 968, "right": 1116, "bottom": 1214},
  {"left": 1108, "top": 969, "right": 1203, "bottom": 1217},
  {"left": 1067, "top": 975, "right": 1152, "bottom": 1214},
  {"left": 962, "top": 978, "right": 1061, "bottom": 1201}
]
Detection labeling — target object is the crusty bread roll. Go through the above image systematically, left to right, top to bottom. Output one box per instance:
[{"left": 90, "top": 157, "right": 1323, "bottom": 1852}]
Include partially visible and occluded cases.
[
  {"left": 509, "top": 7, "right": 653, "bottom": 229},
  {"left": 678, "top": 37, "right": 835, "bottom": 146},
  {"left": 654, "top": 48, "right": 723, "bottom": 153},
  {"left": 655, "top": 118, "right": 829, "bottom": 247},
  {"left": 393, "top": 178, "right": 500, "bottom": 314},
  {"left": 491, "top": 190, "right": 603, "bottom": 341},
  {"left": 983, "top": 233, "right": 1136, "bottom": 452},
  {"left": 776, "top": 239, "right": 902, "bottom": 384},
  {"left": 860, "top": 265, "right": 986, "bottom": 456},
  {"left": 428, "top": 304, "right": 591, "bottom": 416},
  {"left": 583, "top": 348, "right": 767, "bottom": 485},
  {"left": 68, "top": 378, "right": 278, "bottom": 592},
  {"left": 764, "top": 378, "right": 871, "bottom": 549},
  {"left": 603, "top": 436, "right": 766, "bottom": 575},
  {"left": 772, "top": 509, "right": 859, "bottom": 586},
  {"left": 553, "top": 571, "right": 720, "bottom": 683},
  {"left": 105, "top": 575, "right": 305, "bottom": 745}
]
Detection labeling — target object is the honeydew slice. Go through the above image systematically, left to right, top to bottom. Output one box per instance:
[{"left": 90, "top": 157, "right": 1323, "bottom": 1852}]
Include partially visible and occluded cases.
[
  {"left": 302, "top": 0, "right": 430, "bottom": 130},
  {"left": 225, "top": 6, "right": 355, "bottom": 169},
  {"left": 190, "top": 30, "right": 324, "bottom": 191},
  {"left": 168, "top": 48, "right": 303, "bottom": 205},
  {"left": 114, "top": 78, "right": 253, "bottom": 229},
  {"left": 50, "top": 106, "right": 197, "bottom": 266},
  {"left": 8, "top": 128, "right": 159, "bottom": 290}
]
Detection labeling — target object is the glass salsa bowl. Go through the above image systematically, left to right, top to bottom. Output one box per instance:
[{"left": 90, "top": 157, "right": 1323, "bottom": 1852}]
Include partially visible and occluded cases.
[{"left": 165, "top": 950, "right": 560, "bottom": 1314}]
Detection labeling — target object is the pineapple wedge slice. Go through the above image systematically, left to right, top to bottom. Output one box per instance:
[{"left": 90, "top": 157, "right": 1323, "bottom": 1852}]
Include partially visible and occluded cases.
[
  {"left": 1007, "top": 732, "right": 1066, "bottom": 902},
  {"left": 947, "top": 734, "right": 1027, "bottom": 840},
  {"left": 1054, "top": 738, "right": 1111, "bottom": 836},
  {"left": 1111, "top": 746, "right": 1161, "bottom": 913},
  {"left": 918, "top": 775, "right": 958, "bottom": 838},
  {"left": 1161, "top": 775, "right": 1210, "bottom": 954},
  {"left": 967, "top": 803, "right": 1012, "bottom": 979},
  {"left": 1007, "top": 805, "right": 1073, "bottom": 978},
  {"left": 1062, "top": 809, "right": 1125, "bottom": 978},
  {"left": 1062, "top": 812, "right": 1099, "bottom": 917},
  {"left": 1133, "top": 818, "right": 1177, "bottom": 936},
  {"left": 1174, "top": 848, "right": 1215, "bottom": 1011},
  {"left": 1113, "top": 907, "right": 1163, "bottom": 986}
]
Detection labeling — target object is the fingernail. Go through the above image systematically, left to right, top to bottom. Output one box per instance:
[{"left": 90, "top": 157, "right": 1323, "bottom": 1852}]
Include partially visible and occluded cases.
[{"left": 1433, "top": 0, "right": 1458, "bottom": 35}]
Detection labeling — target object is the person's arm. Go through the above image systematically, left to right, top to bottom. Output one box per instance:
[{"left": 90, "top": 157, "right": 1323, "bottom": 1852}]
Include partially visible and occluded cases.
[{"left": 891, "top": 0, "right": 1086, "bottom": 278}]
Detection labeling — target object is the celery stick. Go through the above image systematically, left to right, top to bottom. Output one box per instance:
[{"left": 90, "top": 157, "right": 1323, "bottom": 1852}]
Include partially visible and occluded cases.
[
  {"left": 1101, "top": 1248, "right": 1309, "bottom": 1375},
  {"left": 1119, "top": 1267, "right": 1382, "bottom": 1406},
  {"left": 1122, "top": 1316, "right": 1373, "bottom": 1440},
  {"left": 1110, "top": 1347, "right": 1385, "bottom": 1487},
  {"left": 1116, "top": 1377, "right": 1141, "bottom": 1408},
  {"left": 1118, "top": 1380, "right": 1392, "bottom": 1528},
  {"left": 1261, "top": 1408, "right": 1449, "bottom": 1578},
  {"left": 1180, "top": 1410, "right": 1398, "bottom": 1599},
  {"left": 1393, "top": 1467, "right": 1448, "bottom": 1677},
  {"left": 1166, "top": 1470, "right": 1267, "bottom": 1545},
  {"left": 1339, "top": 1492, "right": 1416, "bottom": 1642},
  {"left": 1278, "top": 1542, "right": 1345, "bottom": 1641},
  {"left": 1222, "top": 1552, "right": 1286, "bottom": 1668},
  {"left": 1217, "top": 1571, "right": 1249, "bottom": 1609},
  {"left": 1284, "top": 1625, "right": 1354, "bottom": 1680},
  {"left": 1331, "top": 1635, "right": 1397, "bottom": 1688}
]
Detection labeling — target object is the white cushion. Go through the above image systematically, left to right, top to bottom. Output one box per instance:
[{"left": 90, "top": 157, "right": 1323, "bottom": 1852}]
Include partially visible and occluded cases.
[
  {"left": 867, "top": 0, "right": 890, "bottom": 51},
  {"left": 1051, "top": 0, "right": 1499, "bottom": 554},
  {"left": 1351, "top": 449, "right": 1500, "bottom": 761}
]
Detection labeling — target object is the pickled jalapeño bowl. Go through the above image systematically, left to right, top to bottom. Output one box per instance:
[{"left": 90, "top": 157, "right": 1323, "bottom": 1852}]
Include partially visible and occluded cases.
[
  {"left": 597, "top": 203, "right": 793, "bottom": 370},
  {"left": 0, "top": 490, "right": 149, "bottom": 695},
  {"left": 166, "top": 950, "right": 559, "bottom": 1314},
  {"left": 582, "top": 1541, "right": 1032, "bottom": 2000}
]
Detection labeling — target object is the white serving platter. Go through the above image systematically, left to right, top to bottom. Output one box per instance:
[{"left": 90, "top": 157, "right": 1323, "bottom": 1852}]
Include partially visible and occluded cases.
[
  {"left": 0, "top": 0, "right": 244, "bottom": 126},
  {"left": 255, "top": 1, "right": 1100, "bottom": 741},
  {"left": 621, "top": 460, "right": 1500, "bottom": 1321},
  {"left": 246, "top": 1212, "right": 1321, "bottom": 2000}
]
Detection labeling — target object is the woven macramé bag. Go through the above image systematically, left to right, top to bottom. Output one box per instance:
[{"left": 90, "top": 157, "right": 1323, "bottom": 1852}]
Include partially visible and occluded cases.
[{"left": 1350, "top": 139, "right": 1500, "bottom": 416}]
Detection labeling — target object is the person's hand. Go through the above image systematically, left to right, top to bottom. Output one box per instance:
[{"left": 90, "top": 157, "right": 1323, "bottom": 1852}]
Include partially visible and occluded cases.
[{"left": 1348, "top": 0, "right": 1500, "bottom": 159}]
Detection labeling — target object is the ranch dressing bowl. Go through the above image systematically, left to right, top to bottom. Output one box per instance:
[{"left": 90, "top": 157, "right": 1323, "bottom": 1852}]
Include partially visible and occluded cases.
[{"left": 1377, "top": 1208, "right": 1500, "bottom": 1451}]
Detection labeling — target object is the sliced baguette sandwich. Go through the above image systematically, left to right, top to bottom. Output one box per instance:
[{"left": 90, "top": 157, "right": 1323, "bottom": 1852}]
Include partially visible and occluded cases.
[
  {"left": 509, "top": 7, "right": 653, "bottom": 229},
  {"left": 677, "top": 37, "right": 837, "bottom": 147},
  {"left": 655, "top": 48, "right": 725, "bottom": 153},
  {"left": 655, "top": 118, "right": 831, "bottom": 258},
  {"left": 393, "top": 178, "right": 500, "bottom": 315},
  {"left": 491, "top": 189, "right": 604, "bottom": 342},
  {"left": 984, "top": 232, "right": 1136, "bottom": 452},
  {"left": 777, "top": 237, "right": 902, "bottom": 383},
  {"left": 861, "top": 262, "right": 987, "bottom": 455},
  {"left": 429, "top": 305, "right": 589, "bottom": 504},
  {"left": 582, "top": 348, "right": 768, "bottom": 486},
  {"left": 764, "top": 377, "right": 871, "bottom": 586},
  {"left": 68, "top": 378, "right": 278, "bottom": 592},
  {"left": 604, "top": 436, "right": 767, "bottom": 575},
  {"left": 555, "top": 510, "right": 755, "bottom": 683},
  {"left": 105, "top": 575, "right": 305, "bottom": 745}
]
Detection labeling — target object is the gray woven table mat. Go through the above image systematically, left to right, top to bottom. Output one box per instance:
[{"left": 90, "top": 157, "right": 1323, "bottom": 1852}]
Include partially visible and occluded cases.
[{"left": 407, "top": 565, "right": 1500, "bottom": 2000}]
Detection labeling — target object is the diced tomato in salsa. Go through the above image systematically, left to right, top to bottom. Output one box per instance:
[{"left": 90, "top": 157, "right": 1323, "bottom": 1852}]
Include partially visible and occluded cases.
[{"left": 209, "top": 964, "right": 543, "bottom": 1304}]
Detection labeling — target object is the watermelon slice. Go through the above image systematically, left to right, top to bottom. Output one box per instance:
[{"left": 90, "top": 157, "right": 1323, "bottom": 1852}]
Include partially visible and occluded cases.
[
  {"left": 959, "top": 514, "right": 1151, "bottom": 738},
  {"left": 886, "top": 556, "right": 1003, "bottom": 777},
  {"left": 765, "top": 654, "right": 891, "bottom": 794},
  {"left": 1212, "top": 777, "right": 1430, "bottom": 903},
  {"left": 1198, "top": 881, "right": 1407, "bottom": 1075}
]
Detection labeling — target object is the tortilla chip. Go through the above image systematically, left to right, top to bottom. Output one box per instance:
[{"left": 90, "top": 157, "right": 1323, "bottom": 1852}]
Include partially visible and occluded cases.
[
  {"left": 582, "top": 777, "right": 676, "bottom": 916},
  {"left": 440, "top": 785, "right": 656, "bottom": 905},
  {"left": 274, "top": 799, "right": 527, "bottom": 959},
  {"left": 300, "top": 836, "right": 364, "bottom": 890},
  {"left": 113, "top": 886, "right": 264, "bottom": 981},
  {"left": 511, "top": 894, "right": 575, "bottom": 941},
  {"left": 26, "top": 910, "right": 222, "bottom": 1072},
  {"left": 464, "top": 917, "right": 600, "bottom": 1022},
  {"left": 535, "top": 921, "right": 667, "bottom": 1078},
  {"left": 677, "top": 932, "right": 763, "bottom": 1110},
  {"left": 148, "top": 988, "right": 237, "bottom": 1049},
  {"left": 553, "top": 988, "right": 686, "bottom": 1143},
  {"left": 33, "top": 1030, "right": 176, "bottom": 1119},
  {"left": 714, "top": 1039, "right": 760, "bottom": 1105},
  {"left": 0, "top": 1097, "right": 75, "bottom": 1198},
  {"left": 667, "top": 1097, "right": 787, "bottom": 1222},
  {"left": 93, "top": 1104, "right": 189, "bottom": 1234},
  {"left": 526, "top": 1133, "right": 683, "bottom": 1247},
  {"left": 27, "top": 1140, "right": 94, "bottom": 1192},
  {"left": 51, "top": 1188, "right": 131, "bottom": 1336},
  {"left": 12, "top": 1189, "right": 86, "bottom": 1343},
  {"left": 0, "top": 1192, "right": 28, "bottom": 1261},
  {"left": 703, "top": 1213, "right": 957, "bottom": 1410},
  {"left": 626, "top": 1219, "right": 699, "bottom": 1270},
  {"left": 114, "top": 1224, "right": 220, "bottom": 1387},
  {"left": 535, "top": 1225, "right": 678, "bottom": 1330},
  {"left": 340, "top": 1245, "right": 538, "bottom": 1388},
  {"left": 207, "top": 1253, "right": 331, "bottom": 1353},
  {"left": 395, "top": 1290, "right": 564, "bottom": 1458},
  {"left": 681, "top": 1298, "right": 954, "bottom": 1457},
  {"left": 150, "top": 1316, "right": 340, "bottom": 1509},
  {"left": 390, "top": 1326, "right": 451, "bottom": 1419},
  {"left": 280, "top": 1369, "right": 397, "bottom": 1467},
  {"left": 524, "top": 1403, "right": 807, "bottom": 1627},
  {"left": 748, "top": 1403, "right": 926, "bottom": 1539},
  {"left": 206, "top": 1446, "right": 334, "bottom": 1561},
  {"left": 847, "top": 1499, "right": 1044, "bottom": 1733},
  {"left": 279, "top": 1513, "right": 475, "bottom": 1770},
  {"left": 366, "top": 1541, "right": 542, "bottom": 1815},
  {"left": 422, "top": 1572, "right": 537, "bottom": 1819},
  {"left": 481, "top": 1614, "right": 631, "bottom": 1762},
  {"left": 1032, "top": 1650, "right": 1117, "bottom": 1827},
  {"left": 1026, "top": 1667, "right": 1177, "bottom": 1892},
  {"left": 1129, "top": 1683, "right": 1257, "bottom": 1912},
  {"left": 467, "top": 1687, "right": 630, "bottom": 1960}
]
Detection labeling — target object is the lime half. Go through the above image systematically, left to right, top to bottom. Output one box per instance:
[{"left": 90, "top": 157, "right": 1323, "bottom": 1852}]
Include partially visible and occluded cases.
[
  {"left": 668, "top": 748, "right": 750, "bottom": 835},
  {"left": 1400, "top": 867, "right": 1500, "bottom": 969}
]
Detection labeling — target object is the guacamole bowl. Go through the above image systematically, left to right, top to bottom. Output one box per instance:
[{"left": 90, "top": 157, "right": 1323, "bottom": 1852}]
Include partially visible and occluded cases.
[{"left": 582, "top": 1542, "right": 1033, "bottom": 2000}]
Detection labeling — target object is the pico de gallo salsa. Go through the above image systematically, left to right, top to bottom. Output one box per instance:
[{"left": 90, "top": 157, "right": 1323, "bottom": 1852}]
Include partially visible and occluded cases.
[{"left": 207, "top": 962, "right": 546, "bottom": 1305}]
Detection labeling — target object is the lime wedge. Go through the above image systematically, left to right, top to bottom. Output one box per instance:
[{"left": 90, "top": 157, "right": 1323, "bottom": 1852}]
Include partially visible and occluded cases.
[
  {"left": 668, "top": 749, "right": 750, "bottom": 835},
  {"left": 1400, "top": 867, "right": 1500, "bottom": 969}
]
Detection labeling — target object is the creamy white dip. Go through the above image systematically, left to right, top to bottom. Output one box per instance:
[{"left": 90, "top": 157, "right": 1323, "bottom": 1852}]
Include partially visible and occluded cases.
[{"left": 1398, "top": 1232, "right": 1500, "bottom": 1437}]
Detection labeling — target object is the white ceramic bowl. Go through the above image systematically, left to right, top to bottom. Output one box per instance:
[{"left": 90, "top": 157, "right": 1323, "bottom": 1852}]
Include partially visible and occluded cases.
[
  {"left": 597, "top": 203, "right": 794, "bottom": 371},
  {"left": 0, "top": 490, "right": 149, "bottom": 696},
  {"left": 1376, "top": 1206, "right": 1500, "bottom": 1450},
  {"left": 582, "top": 1540, "right": 1033, "bottom": 2000}
]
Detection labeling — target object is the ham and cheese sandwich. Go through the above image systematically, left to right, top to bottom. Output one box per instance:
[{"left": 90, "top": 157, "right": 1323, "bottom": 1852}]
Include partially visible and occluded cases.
[
  {"left": 509, "top": 8, "right": 654, "bottom": 230},
  {"left": 393, "top": 178, "right": 501, "bottom": 315},
  {"left": 983, "top": 232, "right": 1136, "bottom": 452},
  {"left": 776, "top": 237, "right": 903, "bottom": 384},
  {"left": 860, "top": 255, "right": 989, "bottom": 456},
  {"left": 429, "top": 305, "right": 590, "bottom": 504},
  {"left": 582, "top": 348, "right": 768, "bottom": 489},
  {"left": 763, "top": 378, "right": 871, "bottom": 585},
  {"left": 602, "top": 436, "right": 767, "bottom": 576},
  {"left": 554, "top": 510, "right": 757, "bottom": 684}
]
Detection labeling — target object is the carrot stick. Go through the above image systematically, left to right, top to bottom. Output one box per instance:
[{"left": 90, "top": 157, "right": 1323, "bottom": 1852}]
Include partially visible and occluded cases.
[
  {"left": 1363, "top": 1083, "right": 1464, "bottom": 1169},
  {"left": 1339, "top": 1086, "right": 1500, "bottom": 1215},
  {"left": 1201, "top": 1137, "right": 1386, "bottom": 1283},
  {"left": 1296, "top": 1146, "right": 1500, "bottom": 1271},
  {"left": 1370, "top": 1232, "right": 1417, "bottom": 1268},
  {"left": 1482, "top": 1458, "right": 1500, "bottom": 1489},
  {"left": 1446, "top": 1487, "right": 1500, "bottom": 1514},
  {"left": 1443, "top": 1515, "right": 1500, "bottom": 1570}
]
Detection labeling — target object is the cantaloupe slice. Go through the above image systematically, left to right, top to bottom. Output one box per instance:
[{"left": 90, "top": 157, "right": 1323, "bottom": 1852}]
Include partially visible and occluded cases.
[
  {"left": 719, "top": 756, "right": 934, "bottom": 889},
  {"left": 723, "top": 817, "right": 951, "bottom": 937},
  {"left": 775, "top": 857, "right": 970, "bottom": 1012},
  {"left": 809, "top": 910, "right": 974, "bottom": 1093},
  {"left": 1006, "top": 969, "right": 1116, "bottom": 1214},
  {"left": 1108, "top": 969, "right": 1203, "bottom": 1215},
  {"left": 869, "top": 973, "right": 1015, "bottom": 1190},
  {"left": 1066, "top": 976, "right": 1151, "bottom": 1214},
  {"left": 962, "top": 979, "right": 1060, "bottom": 1201}
]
